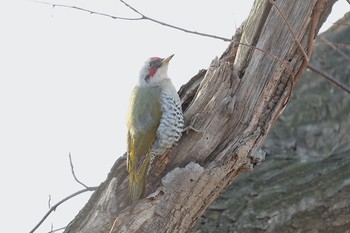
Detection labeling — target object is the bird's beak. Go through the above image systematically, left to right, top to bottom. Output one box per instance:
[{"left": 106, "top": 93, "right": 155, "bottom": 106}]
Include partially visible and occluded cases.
[{"left": 161, "top": 54, "right": 175, "bottom": 65}]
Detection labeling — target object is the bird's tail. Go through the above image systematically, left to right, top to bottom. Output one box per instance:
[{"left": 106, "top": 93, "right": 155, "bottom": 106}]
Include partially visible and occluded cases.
[
  {"left": 128, "top": 156, "right": 150, "bottom": 204},
  {"left": 129, "top": 173, "right": 146, "bottom": 204}
]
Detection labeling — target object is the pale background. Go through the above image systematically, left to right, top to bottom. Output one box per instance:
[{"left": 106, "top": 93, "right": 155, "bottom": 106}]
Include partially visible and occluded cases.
[{"left": 0, "top": 1, "right": 348, "bottom": 232}]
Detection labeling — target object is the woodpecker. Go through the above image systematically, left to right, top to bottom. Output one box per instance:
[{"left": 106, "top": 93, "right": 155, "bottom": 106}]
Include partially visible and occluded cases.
[{"left": 126, "top": 54, "right": 184, "bottom": 203}]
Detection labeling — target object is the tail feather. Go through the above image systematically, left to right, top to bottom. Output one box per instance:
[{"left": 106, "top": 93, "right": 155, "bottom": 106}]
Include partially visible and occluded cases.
[
  {"left": 128, "top": 153, "right": 150, "bottom": 204},
  {"left": 129, "top": 173, "right": 146, "bottom": 204}
]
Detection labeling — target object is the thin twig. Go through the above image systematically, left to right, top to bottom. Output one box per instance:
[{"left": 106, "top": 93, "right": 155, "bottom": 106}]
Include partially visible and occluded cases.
[
  {"left": 29, "top": 0, "right": 142, "bottom": 20},
  {"left": 30, "top": 0, "right": 231, "bottom": 42},
  {"left": 119, "top": 0, "right": 231, "bottom": 41},
  {"left": 266, "top": 0, "right": 327, "bottom": 125},
  {"left": 268, "top": 0, "right": 310, "bottom": 63},
  {"left": 291, "top": 0, "right": 323, "bottom": 83},
  {"left": 332, "top": 22, "right": 350, "bottom": 27},
  {"left": 321, "top": 37, "right": 350, "bottom": 63},
  {"left": 236, "top": 41, "right": 297, "bottom": 125},
  {"left": 235, "top": 42, "right": 295, "bottom": 79},
  {"left": 307, "top": 64, "right": 350, "bottom": 94},
  {"left": 69, "top": 153, "right": 88, "bottom": 189},
  {"left": 30, "top": 154, "right": 98, "bottom": 233},
  {"left": 30, "top": 187, "right": 98, "bottom": 233},
  {"left": 48, "top": 194, "right": 51, "bottom": 209},
  {"left": 110, "top": 218, "right": 118, "bottom": 233},
  {"left": 48, "top": 226, "right": 66, "bottom": 233}
]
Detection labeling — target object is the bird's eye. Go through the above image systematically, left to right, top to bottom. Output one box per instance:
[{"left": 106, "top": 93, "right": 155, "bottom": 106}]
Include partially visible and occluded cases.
[{"left": 149, "top": 62, "right": 152, "bottom": 67}]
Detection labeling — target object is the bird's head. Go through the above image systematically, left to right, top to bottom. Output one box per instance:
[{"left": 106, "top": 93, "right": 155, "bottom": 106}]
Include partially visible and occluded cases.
[{"left": 138, "top": 54, "right": 174, "bottom": 86}]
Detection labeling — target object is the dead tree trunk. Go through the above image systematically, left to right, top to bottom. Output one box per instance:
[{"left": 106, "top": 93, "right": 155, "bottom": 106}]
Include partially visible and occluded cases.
[
  {"left": 64, "top": 1, "right": 337, "bottom": 232},
  {"left": 192, "top": 11, "right": 350, "bottom": 233}
]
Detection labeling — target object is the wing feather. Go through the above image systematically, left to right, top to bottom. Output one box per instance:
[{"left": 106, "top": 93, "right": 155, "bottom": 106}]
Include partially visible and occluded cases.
[{"left": 126, "top": 86, "right": 161, "bottom": 202}]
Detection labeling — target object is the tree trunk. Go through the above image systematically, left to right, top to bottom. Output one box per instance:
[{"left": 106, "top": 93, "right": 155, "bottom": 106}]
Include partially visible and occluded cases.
[
  {"left": 63, "top": 1, "right": 338, "bottom": 232},
  {"left": 193, "top": 11, "right": 350, "bottom": 233}
]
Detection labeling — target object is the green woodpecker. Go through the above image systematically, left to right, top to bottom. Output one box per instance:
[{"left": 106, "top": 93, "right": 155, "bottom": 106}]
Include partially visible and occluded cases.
[{"left": 126, "top": 54, "right": 184, "bottom": 203}]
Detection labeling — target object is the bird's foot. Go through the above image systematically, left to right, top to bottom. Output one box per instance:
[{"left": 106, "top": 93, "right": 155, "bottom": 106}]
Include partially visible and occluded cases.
[
  {"left": 183, "top": 116, "right": 204, "bottom": 134},
  {"left": 183, "top": 125, "right": 203, "bottom": 134}
]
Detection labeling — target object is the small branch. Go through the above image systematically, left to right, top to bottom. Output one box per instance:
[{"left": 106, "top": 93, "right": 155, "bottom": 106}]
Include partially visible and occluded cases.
[
  {"left": 29, "top": 0, "right": 142, "bottom": 21},
  {"left": 30, "top": 0, "right": 232, "bottom": 42},
  {"left": 119, "top": 0, "right": 231, "bottom": 41},
  {"left": 266, "top": 0, "right": 323, "bottom": 123},
  {"left": 268, "top": 0, "right": 310, "bottom": 63},
  {"left": 290, "top": 0, "right": 323, "bottom": 84},
  {"left": 332, "top": 22, "right": 350, "bottom": 27},
  {"left": 321, "top": 37, "right": 350, "bottom": 63},
  {"left": 235, "top": 41, "right": 296, "bottom": 125},
  {"left": 235, "top": 42, "right": 295, "bottom": 79},
  {"left": 307, "top": 64, "right": 350, "bottom": 94},
  {"left": 30, "top": 153, "right": 98, "bottom": 233},
  {"left": 69, "top": 153, "right": 88, "bottom": 189},
  {"left": 30, "top": 187, "right": 98, "bottom": 233},
  {"left": 48, "top": 194, "right": 51, "bottom": 209},
  {"left": 48, "top": 226, "right": 66, "bottom": 233}
]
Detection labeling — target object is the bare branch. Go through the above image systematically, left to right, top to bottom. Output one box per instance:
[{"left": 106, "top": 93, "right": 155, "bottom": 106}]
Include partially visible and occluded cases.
[
  {"left": 29, "top": 0, "right": 142, "bottom": 21},
  {"left": 30, "top": 0, "right": 232, "bottom": 42},
  {"left": 119, "top": 0, "right": 231, "bottom": 41},
  {"left": 264, "top": 0, "right": 325, "bottom": 122},
  {"left": 268, "top": 0, "right": 310, "bottom": 63},
  {"left": 332, "top": 22, "right": 350, "bottom": 27},
  {"left": 321, "top": 37, "right": 350, "bottom": 63},
  {"left": 234, "top": 41, "right": 295, "bottom": 114},
  {"left": 235, "top": 42, "right": 295, "bottom": 79},
  {"left": 307, "top": 64, "right": 350, "bottom": 94},
  {"left": 30, "top": 153, "right": 99, "bottom": 233},
  {"left": 69, "top": 153, "right": 88, "bottom": 189},
  {"left": 30, "top": 187, "right": 98, "bottom": 233},
  {"left": 48, "top": 194, "right": 51, "bottom": 209},
  {"left": 48, "top": 226, "right": 66, "bottom": 233}
]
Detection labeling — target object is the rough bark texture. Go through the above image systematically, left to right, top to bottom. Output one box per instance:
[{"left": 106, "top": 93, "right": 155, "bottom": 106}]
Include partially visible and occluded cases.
[
  {"left": 63, "top": 1, "right": 339, "bottom": 232},
  {"left": 193, "top": 12, "right": 350, "bottom": 233}
]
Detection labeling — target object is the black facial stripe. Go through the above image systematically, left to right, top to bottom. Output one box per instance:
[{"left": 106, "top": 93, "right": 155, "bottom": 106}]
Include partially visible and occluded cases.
[{"left": 145, "top": 74, "right": 150, "bottom": 81}]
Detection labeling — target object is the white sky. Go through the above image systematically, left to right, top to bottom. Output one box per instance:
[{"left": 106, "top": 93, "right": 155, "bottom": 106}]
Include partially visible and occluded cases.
[{"left": 0, "top": 0, "right": 348, "bottom": 232}]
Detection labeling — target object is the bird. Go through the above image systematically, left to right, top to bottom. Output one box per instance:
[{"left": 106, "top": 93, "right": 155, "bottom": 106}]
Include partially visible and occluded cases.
[{"left": 126, "top": 54, "right": 184, "bottom": 203}]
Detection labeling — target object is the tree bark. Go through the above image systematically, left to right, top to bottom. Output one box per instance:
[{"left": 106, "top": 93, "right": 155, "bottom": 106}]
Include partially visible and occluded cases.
[
  {"left": 63, "top": 1, "right": 338, "bottom": 232},
  {"left": 193, "top": 11, "right": 350, "bottom": 233}
]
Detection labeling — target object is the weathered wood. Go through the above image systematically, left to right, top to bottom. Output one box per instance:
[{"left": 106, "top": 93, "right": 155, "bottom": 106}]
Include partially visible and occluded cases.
[
  {"left": 64, "top": 1, "right": 338, "bottom": 232},
  {"left": 193, "top": 12, "right": 350, "bottom": 232}
]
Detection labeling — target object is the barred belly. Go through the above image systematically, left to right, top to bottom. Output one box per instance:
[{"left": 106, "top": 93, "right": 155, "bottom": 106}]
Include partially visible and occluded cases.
[{"left": 151, "top": 92, "right": 184, "bottom": 158}]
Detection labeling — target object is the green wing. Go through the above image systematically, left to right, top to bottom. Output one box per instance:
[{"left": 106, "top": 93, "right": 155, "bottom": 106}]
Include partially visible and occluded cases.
[{"left": 126, "top": 86, "right": 161, "bottom": 203}]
